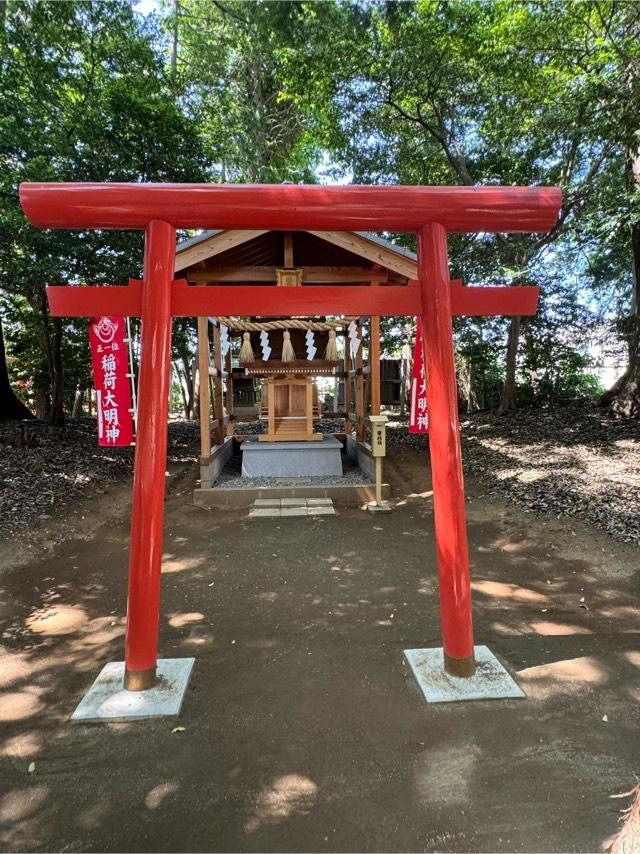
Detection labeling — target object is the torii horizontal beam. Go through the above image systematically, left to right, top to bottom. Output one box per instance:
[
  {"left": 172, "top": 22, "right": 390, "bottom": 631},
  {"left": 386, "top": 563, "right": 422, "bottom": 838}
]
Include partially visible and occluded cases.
[
  {"left": 20, "top": 182, "right": 561, "bottom": 233},
  {"left": 45, "top": 280, "right": 539, "bottom": 318}
]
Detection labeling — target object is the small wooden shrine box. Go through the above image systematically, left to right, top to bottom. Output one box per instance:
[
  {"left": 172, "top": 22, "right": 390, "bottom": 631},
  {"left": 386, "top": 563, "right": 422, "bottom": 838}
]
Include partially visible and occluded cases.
[
  {"left": 244, "top": 359, "right": 337, "bottom": 442},
  {"left": 259, "top": 375, "right": 322, "bottom": 442}
]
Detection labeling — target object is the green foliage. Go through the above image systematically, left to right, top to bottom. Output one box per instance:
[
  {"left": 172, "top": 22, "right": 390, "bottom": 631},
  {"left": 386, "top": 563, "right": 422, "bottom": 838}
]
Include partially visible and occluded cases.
[
  {"left": 0, "top": 0, "right": 207, "bottom": 421},
  {"left": 1, "top": 0, "right": 638, "bottom": 422},
  {"left": 168, "top": 0, "right": 328, "bottom": 181},
  {"left": 291, "top": 0, "right": 639, "bottom": 411},
  {"left": 518, "top": 351, "right": 605, "bottom": 407}
]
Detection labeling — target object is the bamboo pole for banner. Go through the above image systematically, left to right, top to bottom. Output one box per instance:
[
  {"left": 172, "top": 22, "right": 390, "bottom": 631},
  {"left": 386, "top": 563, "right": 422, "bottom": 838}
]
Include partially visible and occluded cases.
[{"left": 126, "top": 317, "right": 138, "bottom": 436}]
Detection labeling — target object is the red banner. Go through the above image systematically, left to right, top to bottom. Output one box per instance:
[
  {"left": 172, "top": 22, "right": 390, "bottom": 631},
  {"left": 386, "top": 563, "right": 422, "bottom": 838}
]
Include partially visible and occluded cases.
[
  {"left": 89, "top": 316, "right": 134, "bottom": 446},
  {"left": 409, "top": 319, "right": 428, "bottom": 433}
]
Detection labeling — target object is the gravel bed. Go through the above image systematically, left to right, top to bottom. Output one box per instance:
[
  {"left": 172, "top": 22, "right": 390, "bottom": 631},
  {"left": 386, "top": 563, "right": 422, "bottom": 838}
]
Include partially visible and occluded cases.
[
  {"left": 386, "top": 403, "right": 640, "bottom": 547},
  {"left": 235, "top": 418, "right": 345, "bottom": 436},
  {"left": 214, "top": 446, "right": 367, "bottom": 488},
  {"left": 214, "top": 472, "right": 368, "bottom": 489}
]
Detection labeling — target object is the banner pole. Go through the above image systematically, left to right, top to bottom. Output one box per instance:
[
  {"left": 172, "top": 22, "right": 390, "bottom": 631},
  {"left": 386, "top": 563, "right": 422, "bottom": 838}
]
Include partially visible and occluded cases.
[{"left": 126, "top": 316, "right": 138, "bottom": 434}]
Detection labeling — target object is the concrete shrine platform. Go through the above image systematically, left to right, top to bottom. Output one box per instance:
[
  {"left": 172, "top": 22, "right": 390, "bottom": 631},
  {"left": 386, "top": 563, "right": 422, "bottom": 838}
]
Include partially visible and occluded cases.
[{"left": 241, "top": 434, "right": 343, "bottom": 478}]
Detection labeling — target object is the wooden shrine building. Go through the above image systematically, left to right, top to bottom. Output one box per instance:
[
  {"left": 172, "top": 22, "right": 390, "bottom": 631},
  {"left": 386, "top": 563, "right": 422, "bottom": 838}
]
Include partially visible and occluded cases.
[{"left": 176, "top": 228, "right": 419, "bottom": 487}]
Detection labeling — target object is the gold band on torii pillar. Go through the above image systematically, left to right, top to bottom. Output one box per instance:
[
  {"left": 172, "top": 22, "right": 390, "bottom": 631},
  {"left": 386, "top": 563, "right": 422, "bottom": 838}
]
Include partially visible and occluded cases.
[
  {"left": 444, "top": 653, "right": 476, "bottom": 678},
  {"left": 124, "top": 667, "right": 157, "bottom": 691}
]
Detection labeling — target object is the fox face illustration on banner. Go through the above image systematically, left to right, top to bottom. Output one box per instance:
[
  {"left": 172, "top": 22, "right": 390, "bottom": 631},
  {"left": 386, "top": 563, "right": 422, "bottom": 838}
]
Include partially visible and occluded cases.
[{"left": 89, "top": 316, "right": 134, "bottom": 446}]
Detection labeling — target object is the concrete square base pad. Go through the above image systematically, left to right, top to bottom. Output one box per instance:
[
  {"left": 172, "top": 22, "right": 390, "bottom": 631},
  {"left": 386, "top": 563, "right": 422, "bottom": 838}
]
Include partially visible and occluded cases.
[
  {"left": 404, "top": 645, "right": 524, "bottom": 703},
  {"left": 71, "top": 658, "right": 195, "bottom": 722}
]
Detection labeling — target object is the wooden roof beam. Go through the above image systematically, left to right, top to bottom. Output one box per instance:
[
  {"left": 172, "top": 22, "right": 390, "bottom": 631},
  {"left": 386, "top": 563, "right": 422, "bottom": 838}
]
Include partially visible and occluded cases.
[
  {"left": 175, "top": 229, "right": 269, "bottom": 272},
  {"left": 284, "top": 231, "right": 294, "bottom": 267},
  {"left": 308, "top": 231, "right": 417, "bottom": 280},
  {"left": 187, "top": 266, "right": 391, "bottom": 284}
]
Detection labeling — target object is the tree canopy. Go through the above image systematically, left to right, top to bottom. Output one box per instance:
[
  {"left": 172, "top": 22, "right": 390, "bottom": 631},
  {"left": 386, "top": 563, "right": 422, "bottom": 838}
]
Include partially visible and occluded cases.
[{"left": 1, "top": 0, "right": 638, "bottom": 422}]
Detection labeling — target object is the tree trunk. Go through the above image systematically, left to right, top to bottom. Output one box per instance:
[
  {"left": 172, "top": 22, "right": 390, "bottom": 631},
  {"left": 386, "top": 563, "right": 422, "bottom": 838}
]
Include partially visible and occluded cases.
[
  {"left": 170, "top": 0, "right": 179, "bottom": 85},
  {"left": 600, "top": 135, "right": 640, "bottom": 419},
  {"left": 496, "top": 244, "right": 528, "bottom": 414},
  {"left": 602, "top": 257, "right": 639, "bottom": 418},
  {"left": 31, "top": 298, "right": 65, "bottom": 426},
  {"left": 0, "top": 314, "right": 35, "bottom": 420},
  {"left": 499, "top": 315, "right": 521, "bottom": 413},
  {"left": 49, "top": 317, "right": 65, "bottom": 426},
  {"left": 524, "top": 323, "right": 541, "bottom": 400},
  {"left": 172, "top": 335, "right": 195, "bottom": 419},
  {"left": 188, "top": 354, "right": 197, "bottom": 419},
  {"left": 194, "top": 355, "right": 202, "bottom": 420},
  {"left": 459, "top": 357, "right": 478, "bottom": 413},
  {"left": 467, "top": 359, "right": 479, "bottom": 412},
  {"left": 173, "top": 361, "right": 191, "bottom": 419},
  {"left": 478, "top": 371, "right": 486, "bottom": 410},
  {"left": 71, "top": 385, "right": 85, "bottom": 418},
  {"left": 35, "top": 388, "right": 50, "bottom": 420}
]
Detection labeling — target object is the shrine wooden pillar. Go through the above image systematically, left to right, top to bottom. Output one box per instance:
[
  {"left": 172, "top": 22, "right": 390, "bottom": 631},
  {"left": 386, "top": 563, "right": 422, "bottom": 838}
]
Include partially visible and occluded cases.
[
  {"left": 124, "top": 220, "right": 176, "bottom": 690},
  {"left": 418, "top": 223, "right": 475, "bottom": 677},
  {"left": 370, "top": 281, "right": 381, "bottom": 417},
  {"left": 197, "top": 308, "right": 211, "bottom": 464},
  {"left": 355, "top": 320, "right": 365, "bottom": 442},
  {"left": 212, "top": 323, "right": 224, "bottom": 445},
  {"left": 343, "top": 330, "right": 352, "bottom": 435},
  {"left": 225, "top": 347, "right": 234, "bottom": 418},
  {"left": 267, "top": 376, "right": 275, "bottom": 429},
  {"left": 306, "top": 378, "right": 314, "bottom": 437}
]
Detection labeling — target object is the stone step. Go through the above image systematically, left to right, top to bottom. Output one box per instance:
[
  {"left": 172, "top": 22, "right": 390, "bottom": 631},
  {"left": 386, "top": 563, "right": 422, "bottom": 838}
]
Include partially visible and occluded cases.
[{"left": 249, "top": 498, "right": 337, "bottom": 518}]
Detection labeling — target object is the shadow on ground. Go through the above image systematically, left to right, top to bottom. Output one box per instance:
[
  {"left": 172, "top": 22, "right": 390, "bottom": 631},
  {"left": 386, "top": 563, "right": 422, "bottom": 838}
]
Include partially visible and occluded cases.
[{"left": 0, "top": 453, "right": 639, "bottom": 853}]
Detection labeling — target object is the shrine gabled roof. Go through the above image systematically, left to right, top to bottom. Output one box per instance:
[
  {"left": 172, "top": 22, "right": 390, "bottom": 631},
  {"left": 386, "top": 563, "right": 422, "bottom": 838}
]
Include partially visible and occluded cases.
[
  {"left": 175, "top": 228, "right": 417, "bottom": 279},
  {"left": 176, "top": 229, "right": 416, "bottom": 260},
  {"left": 177, "top": 229, "right": 222, "bottom": 252},
  {"left": 356, "top": 232, "right": 417, "bottom": 263}
]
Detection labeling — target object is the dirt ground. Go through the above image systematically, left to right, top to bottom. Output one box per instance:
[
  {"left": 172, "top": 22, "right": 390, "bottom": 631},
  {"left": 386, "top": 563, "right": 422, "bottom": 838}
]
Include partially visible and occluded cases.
[{"left": 1, "top": 448, "right": 639, "bottom": 853}]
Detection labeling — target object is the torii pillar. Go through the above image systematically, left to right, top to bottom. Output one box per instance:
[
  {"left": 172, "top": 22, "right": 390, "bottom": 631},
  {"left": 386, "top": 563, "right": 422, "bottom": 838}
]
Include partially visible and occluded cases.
[
  {"left": 19, "top": 182, "right": 561, "bottom": 715},
  {"left": 124, "top": 220, "right": 176, "bottom": 690},
  {"left": 419, "top": 223, "right": 474, "bottom": 677}
]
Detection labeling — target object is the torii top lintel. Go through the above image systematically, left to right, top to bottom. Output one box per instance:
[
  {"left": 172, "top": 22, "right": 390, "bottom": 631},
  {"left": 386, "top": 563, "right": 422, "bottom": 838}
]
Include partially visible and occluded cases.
[
  {"left": 20, "top": 181, "right": 562, "bottom": 319},
  {"left": 20, "top": 182, "right": 561, "bottom": 233}
]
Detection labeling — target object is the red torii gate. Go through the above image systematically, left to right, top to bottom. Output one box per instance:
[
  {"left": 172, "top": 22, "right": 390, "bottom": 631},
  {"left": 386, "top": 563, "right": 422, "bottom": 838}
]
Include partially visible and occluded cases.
[{"left": 20, "top": 182, "right": 561, "bottom": 694}]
